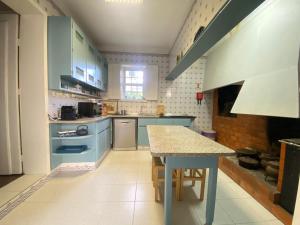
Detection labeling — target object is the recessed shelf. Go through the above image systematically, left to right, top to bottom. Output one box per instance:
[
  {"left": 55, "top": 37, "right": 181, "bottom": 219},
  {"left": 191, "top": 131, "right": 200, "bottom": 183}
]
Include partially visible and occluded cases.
[
  {"left": 165, "top": 0, "right": 264, "bottom": 81},
  {"left": 59, "top": 88, "right": 102, "bottom": 99},
  {"left": 51, "top": 135, "right": 94, "bottom": 140}
]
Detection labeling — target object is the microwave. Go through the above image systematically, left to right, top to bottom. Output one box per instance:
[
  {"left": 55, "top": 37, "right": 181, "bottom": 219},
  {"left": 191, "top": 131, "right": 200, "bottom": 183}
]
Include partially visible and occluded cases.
[{"left": 78, "top": 102, "right": 100, "bottom": 118}]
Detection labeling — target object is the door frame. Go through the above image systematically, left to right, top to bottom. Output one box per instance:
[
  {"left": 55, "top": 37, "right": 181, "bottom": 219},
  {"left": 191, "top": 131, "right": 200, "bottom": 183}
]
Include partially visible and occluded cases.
[{"left": 0, "top": 14, "right": 22, "bottom": 175}]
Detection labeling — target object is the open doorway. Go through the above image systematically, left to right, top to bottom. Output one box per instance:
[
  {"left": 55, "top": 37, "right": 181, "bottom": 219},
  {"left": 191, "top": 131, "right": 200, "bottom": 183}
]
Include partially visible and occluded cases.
[{"left": 0, "top": 1, "right": 23, "bottom": 187}]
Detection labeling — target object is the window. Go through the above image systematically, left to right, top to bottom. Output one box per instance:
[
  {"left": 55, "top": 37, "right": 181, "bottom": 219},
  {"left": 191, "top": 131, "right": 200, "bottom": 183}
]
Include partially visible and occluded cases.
[{"left": 121, "top": 66, "right": 145, "bottom": 100}]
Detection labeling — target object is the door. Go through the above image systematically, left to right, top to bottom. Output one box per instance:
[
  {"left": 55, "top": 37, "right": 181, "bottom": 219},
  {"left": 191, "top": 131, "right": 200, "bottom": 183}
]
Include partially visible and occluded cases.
[
  {"left": 0, "top": 14, "right": 22, "bottom": 175},
  {"left": 72, "top": 21, "right": 86, "bottom": 82}
]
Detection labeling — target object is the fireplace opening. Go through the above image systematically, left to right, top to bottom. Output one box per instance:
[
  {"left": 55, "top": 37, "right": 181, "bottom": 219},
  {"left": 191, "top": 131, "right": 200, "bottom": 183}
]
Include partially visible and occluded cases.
[{"left": 217, "top": 85, "right": 241, "bottom": 117}]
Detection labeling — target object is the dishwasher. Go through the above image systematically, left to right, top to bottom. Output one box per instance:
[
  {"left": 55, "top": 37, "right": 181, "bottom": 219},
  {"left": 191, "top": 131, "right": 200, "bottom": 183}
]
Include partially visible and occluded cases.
[{"left": 114, "top": 119, "right": 136, "bottom": 150}]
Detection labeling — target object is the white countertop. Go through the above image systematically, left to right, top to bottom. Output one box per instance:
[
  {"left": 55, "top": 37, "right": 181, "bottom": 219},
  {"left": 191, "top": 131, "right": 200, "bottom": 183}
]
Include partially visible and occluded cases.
[{"left": 147, "top": 125, "right": 235, "bottom": 157}]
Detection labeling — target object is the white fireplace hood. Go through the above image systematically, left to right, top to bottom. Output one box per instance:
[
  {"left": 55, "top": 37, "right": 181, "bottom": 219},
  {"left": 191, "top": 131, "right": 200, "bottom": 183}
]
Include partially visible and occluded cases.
[{"left": 204, "top": 0, "right": 300, "bottom": 118}]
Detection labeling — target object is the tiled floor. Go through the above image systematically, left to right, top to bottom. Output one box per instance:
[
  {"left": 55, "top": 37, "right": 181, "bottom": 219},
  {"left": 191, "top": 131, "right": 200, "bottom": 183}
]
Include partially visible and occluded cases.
[
  {"left": 0, "top": 151, "right": 284, "bottom": 225},
  {"left": 0, "top": 175, "right": 43, "bottom": 206}
]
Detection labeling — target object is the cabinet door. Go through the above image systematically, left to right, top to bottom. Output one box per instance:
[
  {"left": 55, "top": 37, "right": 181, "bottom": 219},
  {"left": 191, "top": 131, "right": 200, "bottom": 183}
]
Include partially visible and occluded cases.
[
  {"left": 72, "top": 22, "right": 87, "bottom": 82},
  {"left": 86, "top": 44, "right": 96, "bottom": 86},
  {"left": 95, "top": 54, "right": 103, "bottom": 90},
  {"left": 102, "top": 61, "right": 108, "bottom": 91},
  {"left": 157, "top": 118, "right": 173, "bottom": 125},
  {"left": 173, "top": 118, "right": 192, "bottom": 127},
  {"left": 138, "top": 126, "right": 149, "bottom": 146},
  {"left": 106, "top": 127, "right": 111, "bottom": 150},
  {"left": 97, "top": 131, "right": 105, "bottom": 159},
  {"left": 96, "top": 132, "right": 101, "bottom": 159}
]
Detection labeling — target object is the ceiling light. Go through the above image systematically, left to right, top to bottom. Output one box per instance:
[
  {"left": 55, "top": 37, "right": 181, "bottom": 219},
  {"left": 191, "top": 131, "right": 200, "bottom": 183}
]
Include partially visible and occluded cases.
[{"left": 105, "top": 0, "right": 143, "bottom": 4}]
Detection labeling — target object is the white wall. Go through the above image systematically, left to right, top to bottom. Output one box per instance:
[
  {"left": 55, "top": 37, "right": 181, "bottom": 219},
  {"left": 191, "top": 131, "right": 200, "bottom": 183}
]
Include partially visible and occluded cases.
[
  {"left": 1, "top": 0, "right": 62, "bottom": 174},
  {"left": 19, "top": 14, "right": 50, "bottom": 174}
]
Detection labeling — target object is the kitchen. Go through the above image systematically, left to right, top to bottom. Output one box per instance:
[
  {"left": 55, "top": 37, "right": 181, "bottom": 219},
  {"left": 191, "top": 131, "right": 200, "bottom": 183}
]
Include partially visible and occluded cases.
[{"left": 0, "top": 0, "right": 299, "bottom": 225}]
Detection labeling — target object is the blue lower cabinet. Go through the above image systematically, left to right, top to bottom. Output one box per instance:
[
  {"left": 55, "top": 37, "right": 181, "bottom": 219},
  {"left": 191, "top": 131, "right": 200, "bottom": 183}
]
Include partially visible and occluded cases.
[
  {"left": 49, "top": 118, "right": 112, "bottom": 170},
  {"left": 137, "top": 118, "right": 193, "bottom": 146},
  {"left": 156, "top": 118, "right": 173, "bottom": 125},
  {"left": 172, "top": 118, "right": 192, "bottom": 127},
  {"left": 96, "top": 120, "right": 111, "bottom": 161},
  {"left": 138, "top": 126, "right": 149, "bottom": 146},
  {"left": 96, "top": 131, "right": 105, "bottom": 159},
  {"left": 51, "top": 148, "right": 96, "bottom": 169}
]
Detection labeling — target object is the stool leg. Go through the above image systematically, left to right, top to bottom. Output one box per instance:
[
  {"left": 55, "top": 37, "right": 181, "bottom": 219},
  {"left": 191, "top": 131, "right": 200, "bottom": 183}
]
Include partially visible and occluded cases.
[
  {"left": 154, "top": 167, "right": 159, "bottom": 202},
  {"left": 175, "top": 169, "right": 181, "bottom": 201},
  {"left": 192, "top": 169, "right": 196, "bottom": 186},
  {"left": 200, "top": 169, "right": 207, "bottom": 201}
]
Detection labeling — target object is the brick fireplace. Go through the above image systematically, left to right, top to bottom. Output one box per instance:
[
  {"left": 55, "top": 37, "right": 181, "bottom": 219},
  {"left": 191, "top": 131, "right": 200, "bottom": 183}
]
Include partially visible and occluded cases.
[
  {"left": 212, "top": 88, "right": 300, "bottom": 225},
  {"left": 212, "top": 89, "right": 270, "bottom": 152}
]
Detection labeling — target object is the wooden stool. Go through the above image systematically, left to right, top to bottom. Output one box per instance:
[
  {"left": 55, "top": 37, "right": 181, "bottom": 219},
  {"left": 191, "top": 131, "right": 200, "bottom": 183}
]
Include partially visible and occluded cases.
[
  {"left": 152, "top": 156, "right": 181, "bottom": 202},
  {"left": 180, "top": 168, "right": 206, "bottom": 201}
]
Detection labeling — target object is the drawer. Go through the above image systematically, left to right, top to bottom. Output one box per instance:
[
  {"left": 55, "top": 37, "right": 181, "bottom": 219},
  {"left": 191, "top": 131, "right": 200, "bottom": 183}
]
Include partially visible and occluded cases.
[
  {"left": 96, "top": 118, "right": 111, "bottom": 133},
  {"left": 138, "top": 118, "right": 157, "bottom": 126}
]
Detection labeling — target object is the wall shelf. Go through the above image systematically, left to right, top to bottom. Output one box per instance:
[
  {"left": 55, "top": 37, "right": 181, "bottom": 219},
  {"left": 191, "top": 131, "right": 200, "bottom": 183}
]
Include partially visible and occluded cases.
[
  {"left": 165, "top": 0, "right": 265, "bottom": 81},
  {"left": 51, "top": 135, "right": 94, "bottom": 140}
]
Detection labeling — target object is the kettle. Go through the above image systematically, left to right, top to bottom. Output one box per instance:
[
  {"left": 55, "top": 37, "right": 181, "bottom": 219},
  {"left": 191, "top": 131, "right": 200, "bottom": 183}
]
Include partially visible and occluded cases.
[{"left": 76, "top": 125, "right": 88, "bottom": 136}]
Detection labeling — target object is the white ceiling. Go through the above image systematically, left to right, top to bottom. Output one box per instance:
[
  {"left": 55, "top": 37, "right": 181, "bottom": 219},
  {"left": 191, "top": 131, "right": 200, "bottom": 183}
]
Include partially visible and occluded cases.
[{"left": 52, "top": 0, "right": 195, "bottom": 54}]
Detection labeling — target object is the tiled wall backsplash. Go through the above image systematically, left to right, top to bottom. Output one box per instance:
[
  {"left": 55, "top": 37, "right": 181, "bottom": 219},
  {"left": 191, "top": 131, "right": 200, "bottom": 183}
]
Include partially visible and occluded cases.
[
  {"left": 103, "top": 52, "right": 213, "bottom": 132},
  {"left": 48, "top": 91, "right": 95, "bottom": 118}
]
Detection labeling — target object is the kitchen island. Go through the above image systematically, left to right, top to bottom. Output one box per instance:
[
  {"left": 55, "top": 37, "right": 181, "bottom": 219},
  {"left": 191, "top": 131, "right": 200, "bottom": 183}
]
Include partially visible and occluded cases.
[{"left": 147, "top": 125, "right": 235, "bottom": 225}]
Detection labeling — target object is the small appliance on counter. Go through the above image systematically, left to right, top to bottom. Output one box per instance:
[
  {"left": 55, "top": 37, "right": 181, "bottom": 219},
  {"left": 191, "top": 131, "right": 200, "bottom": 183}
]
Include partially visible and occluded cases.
[
  {"left": 78, "top": 102, "right": 100, "bottom": 118},
  {"left": 156, "top": 104, "right": 165, "bottom": 116},
  {"left": 61, "top": 106, "right": 77, "bottom": 120}
]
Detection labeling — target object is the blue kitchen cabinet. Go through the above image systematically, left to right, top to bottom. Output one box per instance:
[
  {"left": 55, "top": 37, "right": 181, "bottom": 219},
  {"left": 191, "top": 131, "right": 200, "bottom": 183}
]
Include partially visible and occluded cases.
[
  {"left": 48, "top": 16, "right": 107, "bottom": 92},
  {"left": 72, "top": 21, "right": 87, "bottom": 82},
  {"left": 86, "top": 43, "right": 97, "bottom": 86},
  {"left": 95, "top": 54, "right": 103, "bottom": 90},
  {"left": 102, "top": 59, "right": 108, "bottom": 91},
  {"left": 49, "top": 118, "right": 112, "bottom": 170},
  {"left": 96, "top": 118, "right": 111, "bottom": 160},
  {"left": 137, "top": 118, "right": 193, "bottom": 146},
  {"left": 138, "top": 118, "right": 157, "bottom": 146},
  {"left": 172, "top": 118, "right": 192, "bottom": 127},
  {"left": 49, "top": 123, "right": 97, "bottom": 169},
  {"left": 138, "top": 126, "right": 149, "bottom": 146},
  {"left": 96, "top": 131, "right": 105, "bottom": 159}
]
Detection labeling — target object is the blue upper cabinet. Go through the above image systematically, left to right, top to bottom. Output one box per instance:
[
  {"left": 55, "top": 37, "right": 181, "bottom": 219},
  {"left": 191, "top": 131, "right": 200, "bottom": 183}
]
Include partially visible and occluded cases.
[
  {"left": 48, "top": 16, "right": 107, "bottom": 92},
  {"left": 72, "top": 22, "right": 87, "bottom": 82},
  {"left": 86, "top": 44, "right": 96, "bottom": 86},
  {"left": 101, "top": 57, "right": 108, "bottom": 91}
]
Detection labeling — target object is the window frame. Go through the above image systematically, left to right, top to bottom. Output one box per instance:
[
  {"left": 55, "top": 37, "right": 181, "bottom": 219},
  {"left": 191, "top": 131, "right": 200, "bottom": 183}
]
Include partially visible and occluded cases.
[{"left": 120, "top": 65, "right": 146, "bottom": 101}]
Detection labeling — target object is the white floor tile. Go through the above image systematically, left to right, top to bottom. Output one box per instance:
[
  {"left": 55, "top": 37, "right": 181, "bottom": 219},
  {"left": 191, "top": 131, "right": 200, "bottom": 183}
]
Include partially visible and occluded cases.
[
  {"left": 0, "top": 151, "right": 283, "bottom": 225},
  {"left": 0, "top": 175, "right": 43, "bottom": 192},
  {"left": 0, "top": 190, "right": 19, "bottom": 206},
  {"left": 218, "top": 198, "right": 277, "bottom": 224}
]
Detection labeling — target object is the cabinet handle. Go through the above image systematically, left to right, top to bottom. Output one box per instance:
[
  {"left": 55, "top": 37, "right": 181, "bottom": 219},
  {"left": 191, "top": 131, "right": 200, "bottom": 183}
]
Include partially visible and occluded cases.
[
  {"left": 75, "top": 31, "right": 84, "bottom": 43},
  {"left": 76, "top": 67, "right": 84, "bottom": 77},
  {"left": 88, "top": 74, "right": 94, "bottom": 82}
]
